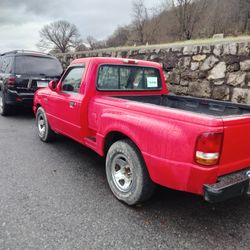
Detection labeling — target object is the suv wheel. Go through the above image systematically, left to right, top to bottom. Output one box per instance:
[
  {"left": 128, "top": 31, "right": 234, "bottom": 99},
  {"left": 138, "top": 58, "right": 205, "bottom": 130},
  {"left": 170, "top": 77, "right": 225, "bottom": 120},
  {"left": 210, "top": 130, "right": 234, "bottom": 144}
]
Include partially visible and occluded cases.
[{"left": 0, "top": 91, "right": 11, "bottom": 116}]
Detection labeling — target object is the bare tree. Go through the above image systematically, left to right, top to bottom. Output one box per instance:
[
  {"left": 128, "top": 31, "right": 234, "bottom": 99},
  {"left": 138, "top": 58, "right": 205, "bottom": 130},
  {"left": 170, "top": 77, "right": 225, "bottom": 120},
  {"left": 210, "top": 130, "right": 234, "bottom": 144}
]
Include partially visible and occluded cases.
[
  {"left": 131, "top": 0, "right": 149, "bottom": 44},
  {"left": 171, "top": 0, "right": 207, "bottom": 40},
  {"left": 237, "top": 0, "right": 250, "bottom": 34},
  {"left": 144, "top": 6, "right": 163, "bottom": 44},
  {"left": 37, "top": 20, "right": 82, "bottom": 53},
  {"left": 106, "top": 26, "right": 131, "bottom": 47},
  {"left": 86, "top": 36, "right": 98, "bottom": 50},
  {"left": 86, "top": 36, "right": 107, "bottom": 50},
  {"left": 75, "top": 43, "right": 88, "bottom": 52}
]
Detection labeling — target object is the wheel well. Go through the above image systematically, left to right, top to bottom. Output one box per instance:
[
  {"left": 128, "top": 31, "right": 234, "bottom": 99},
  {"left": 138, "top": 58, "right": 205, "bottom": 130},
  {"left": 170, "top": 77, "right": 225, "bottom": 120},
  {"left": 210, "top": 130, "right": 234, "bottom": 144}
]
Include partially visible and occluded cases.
[
  {"left": 35, "top": 104, "right": 41, "bottom": 116},
  {"left": 104, "top": 132, "right": 131, "bottom": 156}
]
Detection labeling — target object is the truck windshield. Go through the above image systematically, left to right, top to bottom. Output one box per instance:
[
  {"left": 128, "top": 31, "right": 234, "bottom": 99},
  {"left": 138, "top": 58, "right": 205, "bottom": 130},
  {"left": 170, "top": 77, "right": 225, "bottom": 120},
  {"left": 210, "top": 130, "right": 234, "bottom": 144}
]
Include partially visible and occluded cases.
[
  {"left": 15, "top": 55, "right": 63, "bottom": 76},
  {"left": 97, "top": 65, "right": 162, "bottom": 91}
]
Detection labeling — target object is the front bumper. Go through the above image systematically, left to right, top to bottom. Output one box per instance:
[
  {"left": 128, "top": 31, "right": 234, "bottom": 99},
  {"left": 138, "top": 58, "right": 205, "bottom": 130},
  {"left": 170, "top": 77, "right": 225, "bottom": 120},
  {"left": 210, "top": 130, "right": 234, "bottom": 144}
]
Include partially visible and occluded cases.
[{"left": 204, "top": 168, "right": 250, "bottom": 203}]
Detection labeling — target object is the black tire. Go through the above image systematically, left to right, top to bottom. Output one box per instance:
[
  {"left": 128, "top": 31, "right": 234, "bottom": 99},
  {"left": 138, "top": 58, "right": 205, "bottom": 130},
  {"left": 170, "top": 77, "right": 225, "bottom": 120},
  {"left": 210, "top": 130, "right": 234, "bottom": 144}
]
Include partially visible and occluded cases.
[
  {"left": 0, "top": 90, "right": 11, "bottom": 116},
  {"left": 36, "top": 107, "right": 55, "bottom": 142},
  {"left": 106, "top": 139, "right": 155, "bottom": 205}
]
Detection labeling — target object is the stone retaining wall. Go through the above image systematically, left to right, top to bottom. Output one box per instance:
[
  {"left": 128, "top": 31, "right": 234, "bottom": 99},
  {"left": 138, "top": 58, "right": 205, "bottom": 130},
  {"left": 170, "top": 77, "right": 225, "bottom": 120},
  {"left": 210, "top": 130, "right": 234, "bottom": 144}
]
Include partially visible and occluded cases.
[{"left": 56, "top": 41, "right": 250, "bottom": 104}]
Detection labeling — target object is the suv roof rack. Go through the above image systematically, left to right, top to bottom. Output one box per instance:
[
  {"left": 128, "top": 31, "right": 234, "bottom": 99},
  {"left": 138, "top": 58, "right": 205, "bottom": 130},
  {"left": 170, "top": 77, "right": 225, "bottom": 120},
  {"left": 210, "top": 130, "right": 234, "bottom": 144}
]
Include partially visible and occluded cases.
[{"left": 0, "top": 50, "right": 52, "bottom": 56}]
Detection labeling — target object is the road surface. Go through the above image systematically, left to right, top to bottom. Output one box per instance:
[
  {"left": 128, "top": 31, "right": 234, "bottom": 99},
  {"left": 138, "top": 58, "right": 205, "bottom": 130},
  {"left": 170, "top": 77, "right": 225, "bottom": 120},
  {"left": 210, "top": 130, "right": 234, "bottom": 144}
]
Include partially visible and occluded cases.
[{"left": 0, "top": 111, "right": 249, "bottom": 249}]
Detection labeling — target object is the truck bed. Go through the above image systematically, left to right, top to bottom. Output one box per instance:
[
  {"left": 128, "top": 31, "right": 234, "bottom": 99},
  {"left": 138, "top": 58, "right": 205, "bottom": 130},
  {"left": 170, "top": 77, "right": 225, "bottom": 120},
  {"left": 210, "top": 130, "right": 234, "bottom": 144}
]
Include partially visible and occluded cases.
[{"left": 116, "top": 94, "right": 250, "bottom": 117}]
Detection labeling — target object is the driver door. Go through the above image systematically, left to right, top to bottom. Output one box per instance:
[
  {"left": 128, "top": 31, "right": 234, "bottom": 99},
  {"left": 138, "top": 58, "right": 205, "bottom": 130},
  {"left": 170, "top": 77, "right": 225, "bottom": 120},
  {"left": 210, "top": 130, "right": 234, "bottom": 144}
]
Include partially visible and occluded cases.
[{"left": 50, "top": 65, "right": 85, "bottom": 141}]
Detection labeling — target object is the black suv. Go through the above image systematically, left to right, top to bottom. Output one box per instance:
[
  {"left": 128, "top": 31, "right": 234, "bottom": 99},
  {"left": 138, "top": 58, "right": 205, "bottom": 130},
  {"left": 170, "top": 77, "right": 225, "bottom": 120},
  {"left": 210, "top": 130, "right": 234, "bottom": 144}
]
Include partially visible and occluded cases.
[{"left": 0, "top": 50, "right": 63, "bottom": 115}]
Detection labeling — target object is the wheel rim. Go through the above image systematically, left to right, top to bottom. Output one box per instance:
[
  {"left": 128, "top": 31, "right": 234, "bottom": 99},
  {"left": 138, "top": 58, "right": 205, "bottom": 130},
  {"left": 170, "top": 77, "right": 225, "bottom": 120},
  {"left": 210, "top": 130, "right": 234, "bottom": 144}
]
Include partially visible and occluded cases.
[
  {"left": 0, "top": 94, "right": 3, "bottom": 114},
  {"left": 38, "top": 114, "right": 46, "bottom": 137},
  {"left": 111, "top": 154, "right": 133, "bottom": 192}
]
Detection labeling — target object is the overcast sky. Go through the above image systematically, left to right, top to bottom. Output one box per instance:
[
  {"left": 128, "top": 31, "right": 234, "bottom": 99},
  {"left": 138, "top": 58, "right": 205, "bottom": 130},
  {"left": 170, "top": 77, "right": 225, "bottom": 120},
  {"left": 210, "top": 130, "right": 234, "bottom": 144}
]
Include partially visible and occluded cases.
[{"left": 0, "top": 0, "right": 163, "bottom": 53}]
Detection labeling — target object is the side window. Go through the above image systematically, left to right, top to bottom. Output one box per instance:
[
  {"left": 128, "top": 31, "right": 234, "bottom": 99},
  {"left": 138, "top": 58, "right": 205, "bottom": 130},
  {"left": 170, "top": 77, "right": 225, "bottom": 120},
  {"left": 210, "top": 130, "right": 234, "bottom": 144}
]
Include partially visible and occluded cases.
[
  {"left": 0, "top": 56, "right": 13, "bottom": 74},
  {"left": 2, "top": 56, "right": 13, "bottom": 74},
  {"left": 61, "top": 66, "right": 85, "bottom": 93}
]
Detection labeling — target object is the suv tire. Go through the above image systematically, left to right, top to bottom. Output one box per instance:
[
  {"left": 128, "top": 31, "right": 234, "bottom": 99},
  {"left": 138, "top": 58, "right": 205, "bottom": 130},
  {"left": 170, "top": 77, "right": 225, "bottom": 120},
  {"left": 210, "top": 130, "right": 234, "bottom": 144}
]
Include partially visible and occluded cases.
[{"left": 0, "top": 90, "right": 11, "bottom": 116}]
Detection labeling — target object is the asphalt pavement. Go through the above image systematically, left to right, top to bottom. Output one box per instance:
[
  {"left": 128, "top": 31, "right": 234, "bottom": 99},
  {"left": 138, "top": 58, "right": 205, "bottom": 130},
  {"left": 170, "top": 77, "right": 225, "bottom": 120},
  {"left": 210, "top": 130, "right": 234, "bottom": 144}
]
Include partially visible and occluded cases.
[{"left": 0, "top": 110, "right": 249, "bottom": 250}]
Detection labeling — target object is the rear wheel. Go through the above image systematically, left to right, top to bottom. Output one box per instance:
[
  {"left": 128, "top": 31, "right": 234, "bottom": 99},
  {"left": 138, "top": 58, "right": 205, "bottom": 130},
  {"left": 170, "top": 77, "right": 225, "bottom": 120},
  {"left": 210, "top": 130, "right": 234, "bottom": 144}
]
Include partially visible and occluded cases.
[
  {"left": 0, "top": 90, "right": 11, "bottom": 116},
  {"left": 36, "top": 107, "right": 55, "bottom": 142},
  {"left": 106, "top": 139, "right": 155, "bottom": 205}
]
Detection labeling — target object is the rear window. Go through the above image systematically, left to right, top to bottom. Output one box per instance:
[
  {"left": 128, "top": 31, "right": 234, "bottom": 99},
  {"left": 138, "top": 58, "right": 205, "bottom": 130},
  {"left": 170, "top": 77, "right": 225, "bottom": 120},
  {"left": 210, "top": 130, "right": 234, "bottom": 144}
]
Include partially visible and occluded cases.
[
  {"left": 15, "top": 55, "right": 63, "bottom": 76},
  {"left": 97, "top": 65, "right": 162, "bottom": 91}
]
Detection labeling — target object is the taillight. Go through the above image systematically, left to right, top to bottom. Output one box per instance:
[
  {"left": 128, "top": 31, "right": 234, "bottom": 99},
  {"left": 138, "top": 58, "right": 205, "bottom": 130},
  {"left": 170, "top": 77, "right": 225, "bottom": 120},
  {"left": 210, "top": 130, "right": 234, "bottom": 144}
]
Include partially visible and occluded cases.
[
  {"left": 7, "top": 76, "right": 16, "bottom": 87},
  {"left": 195, "top": 132, "right": 223, "bottom": 166}
]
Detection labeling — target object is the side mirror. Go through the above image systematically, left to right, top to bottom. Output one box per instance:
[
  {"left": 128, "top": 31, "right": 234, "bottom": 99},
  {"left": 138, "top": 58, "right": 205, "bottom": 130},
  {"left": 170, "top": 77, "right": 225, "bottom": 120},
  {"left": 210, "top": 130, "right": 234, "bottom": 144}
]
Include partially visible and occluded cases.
[{"left": 49, "top": 80, "right": 58, "bottom": 91}]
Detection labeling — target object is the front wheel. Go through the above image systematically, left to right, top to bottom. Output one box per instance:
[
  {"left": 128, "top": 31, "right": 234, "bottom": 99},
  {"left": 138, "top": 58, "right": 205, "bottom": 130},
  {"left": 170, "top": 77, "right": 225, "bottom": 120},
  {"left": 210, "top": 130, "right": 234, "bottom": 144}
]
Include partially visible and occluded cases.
[
  {"left": 36, "top": 107, "right": 55, "bottom": 142},
  {"left": 106, "top": 139, "right": 155, "bottom": 205}
]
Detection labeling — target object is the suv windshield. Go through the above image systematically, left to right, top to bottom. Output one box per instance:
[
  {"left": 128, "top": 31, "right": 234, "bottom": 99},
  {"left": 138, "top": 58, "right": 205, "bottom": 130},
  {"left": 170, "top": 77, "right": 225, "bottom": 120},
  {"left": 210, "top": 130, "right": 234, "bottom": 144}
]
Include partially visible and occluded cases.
[{"left": 15, "top": 55, "right": 63, "bottom": 76}]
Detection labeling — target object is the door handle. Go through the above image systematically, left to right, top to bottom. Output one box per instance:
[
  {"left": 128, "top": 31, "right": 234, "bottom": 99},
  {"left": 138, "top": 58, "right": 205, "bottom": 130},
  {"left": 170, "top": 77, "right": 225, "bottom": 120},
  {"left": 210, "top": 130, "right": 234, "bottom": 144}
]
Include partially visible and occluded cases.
[{"left": 69, "top": 101, "right": 76, "bottom": 107}]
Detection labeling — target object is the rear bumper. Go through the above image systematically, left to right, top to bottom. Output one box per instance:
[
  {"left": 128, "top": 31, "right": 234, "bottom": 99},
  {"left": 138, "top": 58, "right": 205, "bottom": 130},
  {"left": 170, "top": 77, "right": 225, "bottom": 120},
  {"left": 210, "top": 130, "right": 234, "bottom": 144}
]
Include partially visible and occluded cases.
[
  {"left": 5, "top": 89, "right": 34, "bottom": 107},
  {"left": 204, "top": 168, "right": 250, "bottom": 203}
]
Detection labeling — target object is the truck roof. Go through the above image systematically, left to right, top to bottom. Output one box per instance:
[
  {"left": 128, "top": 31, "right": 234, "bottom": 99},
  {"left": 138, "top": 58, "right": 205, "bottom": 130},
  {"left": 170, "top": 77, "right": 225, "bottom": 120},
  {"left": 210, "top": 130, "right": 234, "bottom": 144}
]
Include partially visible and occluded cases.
[{"left": 71, "top": 57, "right": 162, "bottom": 68}]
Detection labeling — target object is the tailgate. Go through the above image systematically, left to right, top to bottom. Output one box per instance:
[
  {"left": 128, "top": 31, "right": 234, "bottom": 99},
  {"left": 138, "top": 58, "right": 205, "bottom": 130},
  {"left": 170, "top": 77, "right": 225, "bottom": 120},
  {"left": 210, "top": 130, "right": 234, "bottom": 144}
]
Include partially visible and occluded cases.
[{"left": 219, "top": 115, "right": 250, "bottom": 176}]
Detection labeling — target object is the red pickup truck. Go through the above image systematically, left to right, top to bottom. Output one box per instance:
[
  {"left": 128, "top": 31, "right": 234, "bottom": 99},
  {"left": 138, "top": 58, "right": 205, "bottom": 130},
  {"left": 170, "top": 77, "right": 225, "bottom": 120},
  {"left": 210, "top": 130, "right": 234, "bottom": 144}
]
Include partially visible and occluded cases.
[{"left": 34, "top": 57, "right": 250, "bottom": 205}]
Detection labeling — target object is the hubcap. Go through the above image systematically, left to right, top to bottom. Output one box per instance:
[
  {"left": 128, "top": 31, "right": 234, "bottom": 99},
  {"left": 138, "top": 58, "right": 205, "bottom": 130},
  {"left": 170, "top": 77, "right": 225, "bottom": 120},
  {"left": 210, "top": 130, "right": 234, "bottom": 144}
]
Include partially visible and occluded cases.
[
  {"left": 38, "top": 114, "right": 46, "bottom": 137},
  {"left": 111, "top": 154, "right": 133, "bottom": 192}
]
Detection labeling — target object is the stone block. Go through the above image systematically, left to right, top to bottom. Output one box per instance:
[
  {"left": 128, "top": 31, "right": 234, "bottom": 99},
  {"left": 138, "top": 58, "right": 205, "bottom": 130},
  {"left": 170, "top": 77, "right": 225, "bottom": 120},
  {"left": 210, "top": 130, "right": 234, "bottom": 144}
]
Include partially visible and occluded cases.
[
  {"left": 238, "top": 42, "right": 250, "bottom": 56},
  {"left": 223, "top": 43, "right": 237, "bottom": 55},
  {"left": 213, "top": 44, "right": 223, "bottom": 56},
  {"left": 202, "top": 45, "right": 212, "bottom": 54},
  {"left": 171, "top": 46, "right": 182, "bottom": 52},
  {"left": 183, "top": 46, "right": 198, "bottom": 55},
  {"left": 155, "top": 49, "right": 161, "bottom": 54},
  {"left": 150, "top": 54, "right": 160, "bottom": 61},
  {"left": 192, "top": 54, "right": 206, "bottom": 62},
  {"left": 200, "top": 55, "right": 219, "bottom": 71},
  {"left": 177, "top": 57, "right": 191, "bottom": 69},
  {"left": 183, "top": 57, "right": 191, "bottom": 68},
  {"left": 240, "top": 60, "right": 250, "bottom": 71},
  {"left": 191, "top": 62, "right": 199, "bottom": 71},
  {"left": 208, "top": 62, "right": 226, "bottom": 80},
  {"left": 227, "top": 63, "right": 240, "bottom": 72},
  {"left": 168, "top": 70, "right": 181, "bottom": 85},
  {"left": 181, "top": 71, "right": 199, "bottom": 81},
  {"left": 198, "top": 71, "right": 208, "bottom": 79},
  {"left": 227, "top": 72, "right": 246, "bottom": 86},
  {"left": 246, "top": 73, "right": 250, "bottom": 87},
  {"left": 180, "top": 80, "right": 189, "bottom": 86},
  {"left": 188, "top": 80, "right": 211, "bottom": 98},
  {"left": 213, "top": 80, "right": 224, "bottom": 86},
  {"left": 168, "top": 84, "right": 188, "bottom": 95},
  {"left": 212, "top": 86, "right": 230, "bottom": 100},
  {"left": 231, "top": 88, "right": 250, "bottom": 104}
]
